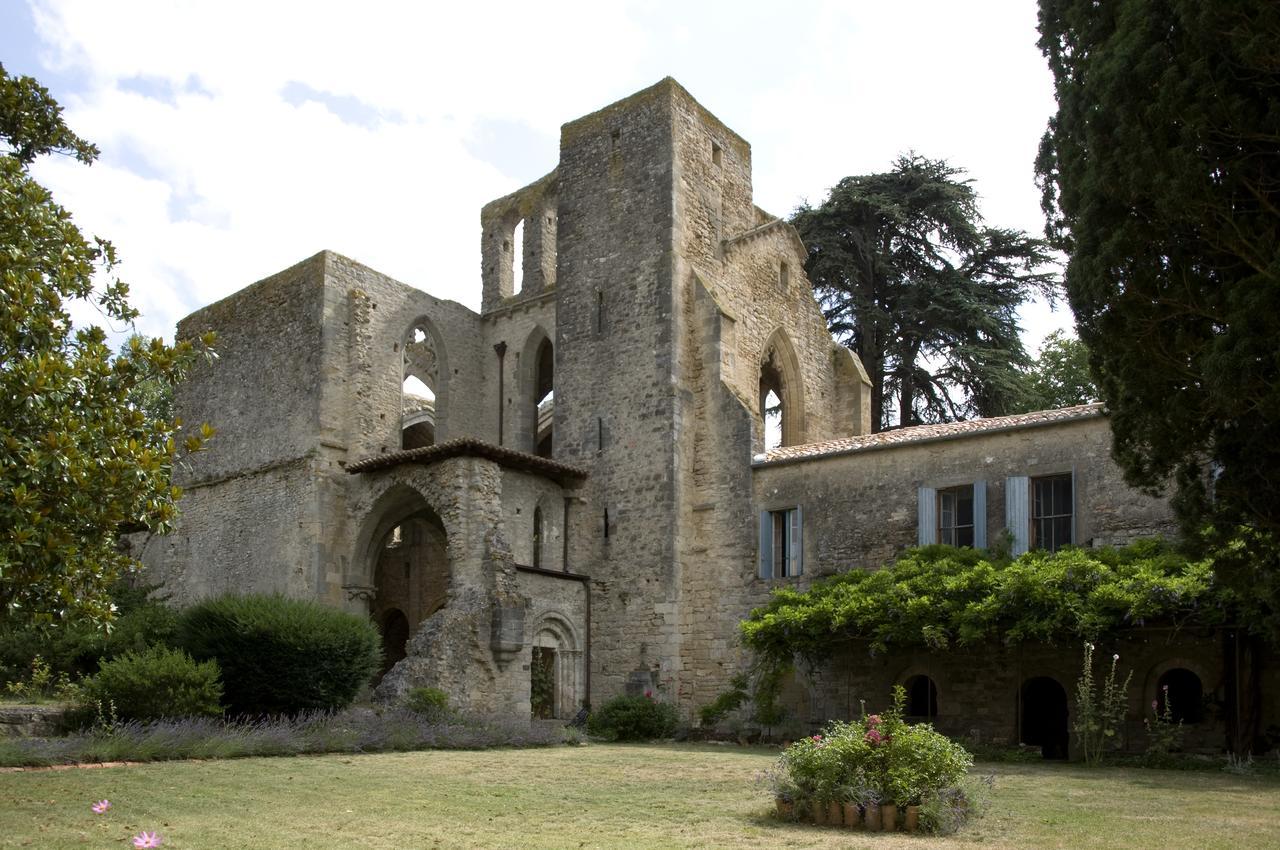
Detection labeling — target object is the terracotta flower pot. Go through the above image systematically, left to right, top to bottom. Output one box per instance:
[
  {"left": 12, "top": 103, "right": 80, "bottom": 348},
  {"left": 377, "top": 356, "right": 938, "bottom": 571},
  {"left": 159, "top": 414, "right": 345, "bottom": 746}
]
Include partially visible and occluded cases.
[
  {"left": 775, "top": 797, "right": 794, "bottom": 820},
  {"left": 828, "top": 801, "right": 843, "bottom": 826},
  {"left": 841, "top": 801, "right": 861, "bottom": 829},
  {"left": 863, "top": 803, "right": 882, "bottom": 831},
  {"left": 881, "top": 803, "right": 898, "bottom": 832},
  {"left": 905, "top": 805, "right": 920, "bottom": 833}
]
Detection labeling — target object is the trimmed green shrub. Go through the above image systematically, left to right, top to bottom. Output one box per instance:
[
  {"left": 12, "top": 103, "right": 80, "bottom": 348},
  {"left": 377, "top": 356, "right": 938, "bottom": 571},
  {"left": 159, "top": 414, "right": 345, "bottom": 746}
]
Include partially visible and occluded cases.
[
  {"left": 178, "top": 594, "right": 380, "bottom": 715},
  {"left": 80, "top": 646, "right": 222, "bottom": 722},
  {"left": 405, "top": 687, "right": 451, "bottom": 721},
  {"left": 587, "top": 694, "right": 679, "bottom": 741}
]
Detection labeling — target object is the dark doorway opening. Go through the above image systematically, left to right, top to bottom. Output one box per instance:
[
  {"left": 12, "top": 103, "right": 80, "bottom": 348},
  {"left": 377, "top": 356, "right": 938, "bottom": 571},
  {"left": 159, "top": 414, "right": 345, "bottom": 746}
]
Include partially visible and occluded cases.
[
  {"left": 379, "top": 608, "right": 410, "bottom": 679},
  {"left": 531, "top": 646, "right": 556, "bottom": 719},
  {"left": 1157, "top": 668, "right": 1204, "bottom": 724},
  {"left": 905, "top": 674, "right": 939, "bottom": 719},
  {"left": 1021, "top": 676, "right": 1069, "bottom": 759}
]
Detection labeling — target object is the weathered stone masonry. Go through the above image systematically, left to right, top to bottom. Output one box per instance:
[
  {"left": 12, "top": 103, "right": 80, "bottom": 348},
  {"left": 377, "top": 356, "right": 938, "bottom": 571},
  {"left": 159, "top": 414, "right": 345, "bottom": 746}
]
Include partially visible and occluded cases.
[{"left": 136, "top": 78, "right": 1275, "bottom": 749}]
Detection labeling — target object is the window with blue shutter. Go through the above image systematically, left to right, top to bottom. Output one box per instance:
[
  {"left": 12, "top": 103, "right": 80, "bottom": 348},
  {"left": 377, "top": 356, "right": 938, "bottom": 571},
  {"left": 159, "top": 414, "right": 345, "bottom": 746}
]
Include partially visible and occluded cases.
[{"left": 758, "top": 507, "right": 802, "bottom": 578}]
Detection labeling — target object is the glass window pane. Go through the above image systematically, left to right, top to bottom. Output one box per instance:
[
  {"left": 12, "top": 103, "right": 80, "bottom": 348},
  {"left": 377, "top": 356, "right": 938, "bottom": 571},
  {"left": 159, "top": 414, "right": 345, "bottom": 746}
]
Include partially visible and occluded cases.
[{"left": 957, "top": 489, "right": 974, "bottom": 526}]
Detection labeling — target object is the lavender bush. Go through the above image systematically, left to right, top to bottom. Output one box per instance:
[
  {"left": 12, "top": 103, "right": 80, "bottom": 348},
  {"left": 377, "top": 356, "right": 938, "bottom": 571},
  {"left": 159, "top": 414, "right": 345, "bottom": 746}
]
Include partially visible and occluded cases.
[{"left": 0, "top": 707, "right": 568, "bottom": 767}]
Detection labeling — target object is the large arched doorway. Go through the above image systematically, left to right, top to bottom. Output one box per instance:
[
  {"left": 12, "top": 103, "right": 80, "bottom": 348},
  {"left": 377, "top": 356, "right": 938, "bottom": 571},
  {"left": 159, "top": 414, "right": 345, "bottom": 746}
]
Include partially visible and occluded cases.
[
  {"left": 369, "top": 503, "right": 450, "bottom": 682},
  {"left": 1021, "top": 676, "right": 1070, "bottom": 759}
]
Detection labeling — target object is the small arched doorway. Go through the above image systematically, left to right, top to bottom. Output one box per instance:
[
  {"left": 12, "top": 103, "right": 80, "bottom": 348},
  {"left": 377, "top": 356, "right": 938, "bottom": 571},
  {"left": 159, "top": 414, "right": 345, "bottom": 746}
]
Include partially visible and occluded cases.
[
  {"left": 529, "top": 616, "right": 580, "bottom": 721},
  {"left": 1021, "top": 676, "right": 1070, "bottom": 759}
]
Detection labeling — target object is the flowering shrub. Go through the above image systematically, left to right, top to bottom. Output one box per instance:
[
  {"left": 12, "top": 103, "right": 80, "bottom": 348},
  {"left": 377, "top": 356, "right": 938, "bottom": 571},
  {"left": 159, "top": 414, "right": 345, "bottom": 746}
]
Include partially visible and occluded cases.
[
  {"left": 768, "top": 687, "right": 974, "bottom": 828},
  {"left": 586, "top": 693, "right": 679, "bottom": 741}
]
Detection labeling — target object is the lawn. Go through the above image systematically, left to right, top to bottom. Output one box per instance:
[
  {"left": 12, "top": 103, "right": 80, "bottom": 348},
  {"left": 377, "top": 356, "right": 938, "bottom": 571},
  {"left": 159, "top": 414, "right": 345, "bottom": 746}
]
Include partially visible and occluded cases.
[{"left": 1, "top": 744, "right": 1278, "bottom": 849}]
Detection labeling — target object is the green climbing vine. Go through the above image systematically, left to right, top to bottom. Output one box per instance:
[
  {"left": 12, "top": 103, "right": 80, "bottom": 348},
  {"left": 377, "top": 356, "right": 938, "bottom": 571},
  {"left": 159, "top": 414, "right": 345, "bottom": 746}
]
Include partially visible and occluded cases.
[{"left": 740, "top": 539, "right": 1237, "bottom": 665}]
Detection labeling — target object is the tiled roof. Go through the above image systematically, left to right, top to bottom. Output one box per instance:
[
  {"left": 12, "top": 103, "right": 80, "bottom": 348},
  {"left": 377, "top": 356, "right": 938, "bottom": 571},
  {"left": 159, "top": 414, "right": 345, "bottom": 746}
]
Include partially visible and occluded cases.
[
  {"left": 756, "top": 403, "right": 1105, "bottom": 466},
  {"left": 345, "top": 437, "right": 589, "bottom": 484}
]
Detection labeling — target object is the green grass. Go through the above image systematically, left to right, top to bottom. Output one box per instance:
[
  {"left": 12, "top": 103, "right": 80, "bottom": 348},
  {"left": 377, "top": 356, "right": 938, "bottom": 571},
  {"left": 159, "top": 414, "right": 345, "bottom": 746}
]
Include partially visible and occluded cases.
[{"left": 1, "top": 744, "right": 1278, "bottom": 849}]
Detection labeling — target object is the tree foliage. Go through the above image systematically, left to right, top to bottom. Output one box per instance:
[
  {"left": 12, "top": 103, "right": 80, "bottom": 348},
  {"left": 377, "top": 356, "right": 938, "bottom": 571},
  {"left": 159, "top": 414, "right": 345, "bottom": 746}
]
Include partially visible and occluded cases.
[
  {"left": 1035, "top": 1, "right": 1280, "bottom": 554},
  {"left": 0, "top": 64, "right": 213, "bottom": 627},
  {"left": 791, "top": 155, "right": 1058, "bottom": 431},
  {"left": 1016, "top": 330, "right": 1098, "bottom": 412},
  {"left": 740, "top": 541, "right": 1236, "bottom": 664}
]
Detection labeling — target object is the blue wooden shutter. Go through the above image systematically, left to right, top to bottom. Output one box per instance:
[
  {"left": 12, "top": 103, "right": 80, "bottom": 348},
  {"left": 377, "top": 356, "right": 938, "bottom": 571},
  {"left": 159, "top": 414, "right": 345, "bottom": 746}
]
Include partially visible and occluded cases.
[
  {"left": 1006, "top": 476, "right": 1030, "bottom": 556},
  {"left": 973, "top": 480, "right": 987, "bottom": 550},
  {"left": 917, "top": 487, "right": 937, "bottom": 546},
  {"left": 790, "top": 507, "right": 803, "bottom": 577},
  {"left": 758, "top": 511, "right": 773, "bottom": 579}
]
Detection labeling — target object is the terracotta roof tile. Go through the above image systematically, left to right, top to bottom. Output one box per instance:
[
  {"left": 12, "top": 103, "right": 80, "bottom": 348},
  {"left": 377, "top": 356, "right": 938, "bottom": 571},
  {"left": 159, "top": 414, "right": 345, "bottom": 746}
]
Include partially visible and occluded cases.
[
  {"left": 756, "top": 403, "right": 1105, "bottom": 466},
  {"left": 345, "top": 438, "right": 589, "bottom": 484}
]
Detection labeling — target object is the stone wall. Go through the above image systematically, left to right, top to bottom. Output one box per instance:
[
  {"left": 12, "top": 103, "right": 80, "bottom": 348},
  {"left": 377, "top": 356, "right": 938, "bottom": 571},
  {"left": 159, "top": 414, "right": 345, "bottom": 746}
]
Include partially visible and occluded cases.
[
  {"left": 751, "top": 413, "right": 1178, "bottom": 582},
  {"left": 789, "top": 630, "right": 1271, "bottom": 756}
]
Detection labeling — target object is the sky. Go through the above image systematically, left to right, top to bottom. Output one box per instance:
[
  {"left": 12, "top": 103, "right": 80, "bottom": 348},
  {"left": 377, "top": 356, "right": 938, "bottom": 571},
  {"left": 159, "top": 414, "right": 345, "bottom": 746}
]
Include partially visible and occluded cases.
[{"left": 1, "top": 0, "right": 1073, "bottom": 349}]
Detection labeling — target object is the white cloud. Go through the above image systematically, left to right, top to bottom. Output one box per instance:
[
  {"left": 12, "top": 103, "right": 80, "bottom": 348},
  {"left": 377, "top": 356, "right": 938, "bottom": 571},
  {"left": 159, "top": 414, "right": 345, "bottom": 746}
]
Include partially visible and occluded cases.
[{"left": 18, "top": 0, "right": 1073, "bottom": 347}]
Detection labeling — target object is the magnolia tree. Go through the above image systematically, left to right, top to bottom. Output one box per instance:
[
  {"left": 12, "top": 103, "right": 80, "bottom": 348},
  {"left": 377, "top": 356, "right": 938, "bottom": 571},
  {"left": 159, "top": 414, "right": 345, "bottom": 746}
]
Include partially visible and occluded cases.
[{"left": 0, "top": 65, "right": 213, "bottom": 627}]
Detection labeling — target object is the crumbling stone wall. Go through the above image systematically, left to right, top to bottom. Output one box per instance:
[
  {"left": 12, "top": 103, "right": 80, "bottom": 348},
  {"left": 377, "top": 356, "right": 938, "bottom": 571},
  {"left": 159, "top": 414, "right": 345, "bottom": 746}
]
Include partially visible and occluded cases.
[{"left": 139, "top": 78, "right": 1265, "bottom": 737}]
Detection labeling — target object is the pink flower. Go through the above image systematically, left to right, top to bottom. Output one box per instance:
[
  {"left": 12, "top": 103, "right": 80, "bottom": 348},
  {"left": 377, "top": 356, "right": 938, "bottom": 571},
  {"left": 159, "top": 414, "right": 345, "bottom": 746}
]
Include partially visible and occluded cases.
[
  {"left": 1163, "top": 684, "right": 1169, "bottom": 692},
  {"left": 644, "top": 690, "right": 653, "bottom": 699},
  {"left": 1152, "top": 700, "right": 1158, "bottom": 711},
  {"left": 867, "top": 714, "right": 882, "bottom": 727},
  {"left": 865, "top": 728, "right": 884, "bottom": 745},
  {"left": 811, "top": 734, "right": 822, "bottom": 742},
  {"left": 91, "top": 799, "right": 111, "bottom": 814},
  {"left": 132, "top": 832, "right": 163, "bottom": 848}
]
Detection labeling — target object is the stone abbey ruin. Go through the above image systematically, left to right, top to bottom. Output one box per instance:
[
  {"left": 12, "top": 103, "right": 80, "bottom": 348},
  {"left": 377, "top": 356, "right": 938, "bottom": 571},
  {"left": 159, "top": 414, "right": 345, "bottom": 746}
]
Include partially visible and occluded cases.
[{"left": 137, "top": 79, "right": 1275, "bottom": 752}]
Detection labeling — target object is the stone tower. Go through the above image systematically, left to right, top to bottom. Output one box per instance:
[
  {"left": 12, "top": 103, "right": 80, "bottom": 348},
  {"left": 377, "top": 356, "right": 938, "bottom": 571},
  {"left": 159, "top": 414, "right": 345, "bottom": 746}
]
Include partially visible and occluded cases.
[{"left": 550, "top": 79, "right": 868, "bottom": 705}]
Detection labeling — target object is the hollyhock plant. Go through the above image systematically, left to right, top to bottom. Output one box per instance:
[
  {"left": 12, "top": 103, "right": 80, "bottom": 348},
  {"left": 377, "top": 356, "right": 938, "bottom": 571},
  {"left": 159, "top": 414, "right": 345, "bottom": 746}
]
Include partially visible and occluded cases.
[
  {"left": 91, "top": 800, "right": 111, "bottom": 814},
  {"left": 132, "top": 832, "right": 163, "bottom": 848}
]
